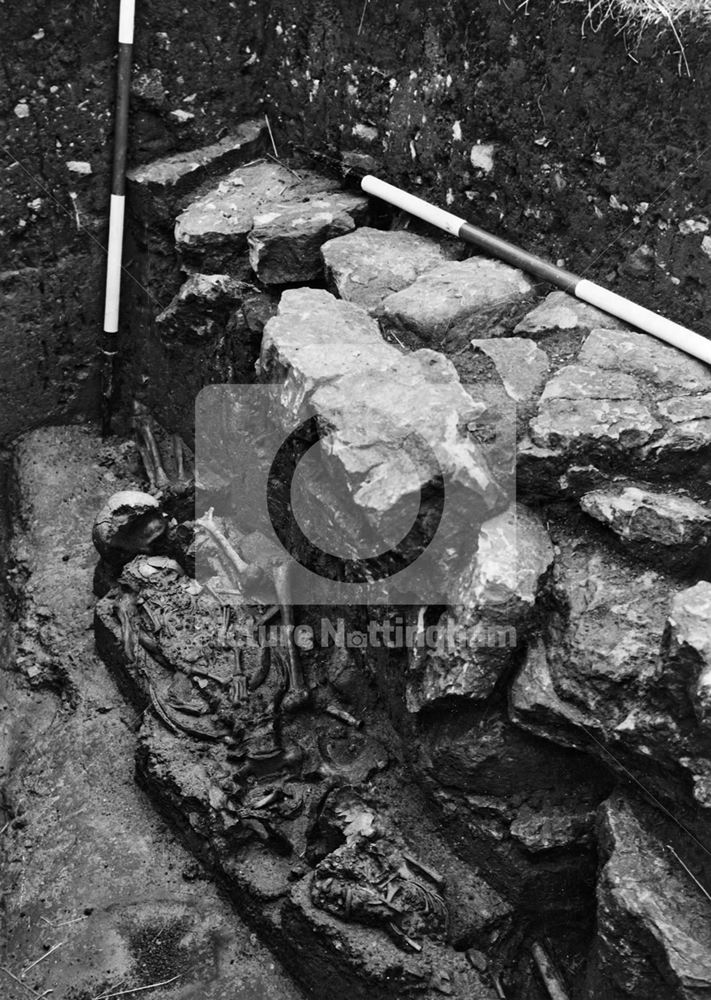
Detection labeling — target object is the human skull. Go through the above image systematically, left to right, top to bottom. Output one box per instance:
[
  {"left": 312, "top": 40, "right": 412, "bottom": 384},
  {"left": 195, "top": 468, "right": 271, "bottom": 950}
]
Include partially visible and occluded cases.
[{"left": 92, "top": 490, "right": 168, "bottom": 566}]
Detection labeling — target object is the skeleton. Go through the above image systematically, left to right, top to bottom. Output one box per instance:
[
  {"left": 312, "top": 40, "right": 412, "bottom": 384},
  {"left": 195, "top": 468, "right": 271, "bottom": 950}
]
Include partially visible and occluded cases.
[
  {"left": 92, "top": 403, "right": 311, "bottom": 722},
  {"left": 310, "top": 788, "right": 449, "bottom": 952}
]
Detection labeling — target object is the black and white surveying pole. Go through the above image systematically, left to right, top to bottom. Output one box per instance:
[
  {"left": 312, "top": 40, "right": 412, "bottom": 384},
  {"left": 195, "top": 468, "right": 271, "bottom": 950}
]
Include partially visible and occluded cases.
[
  {"left": 102, "top": 0, "right": 135, "bottom": 433},
  {"left": 361, "top": 176, "right": 711, "bottom": 366}
]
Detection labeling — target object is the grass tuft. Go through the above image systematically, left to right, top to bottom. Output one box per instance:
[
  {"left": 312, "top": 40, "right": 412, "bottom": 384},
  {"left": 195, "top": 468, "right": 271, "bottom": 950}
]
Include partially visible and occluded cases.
[{"left": 561, "top": 0, "right": 711, "bottom": 75}]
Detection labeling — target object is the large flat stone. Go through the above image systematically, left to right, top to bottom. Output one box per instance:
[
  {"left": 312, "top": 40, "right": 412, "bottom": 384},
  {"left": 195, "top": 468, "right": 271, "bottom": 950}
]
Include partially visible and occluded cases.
[
  {"left": 174, "top": 161, "right": 341, "bottom": 273},
  {"left": 248, "top": 192, "right": 368, "bottom": 284},
  {"left": 322, "top": 227, "right": 459, "bottom": 313},
  {"left": 377, "top": 258, "right": 534, "bottom": 351},
  {"left": 256, "top": 288, "right": 508, "bottom": 602},
  {"left": 579, "top": 326, "right": 711, "bottom": 393},
  {"left": 530, "top": 398, "right": 660, "bottom": 452}
]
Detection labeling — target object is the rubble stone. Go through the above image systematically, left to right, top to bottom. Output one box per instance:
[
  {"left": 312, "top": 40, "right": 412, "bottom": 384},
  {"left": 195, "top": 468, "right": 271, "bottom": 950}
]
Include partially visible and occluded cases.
[
  {"left": 174, "top": 162, "right": 341, "bottom": 273},
  {"left": 248, "top": 192, "right": 368, "bottom": 284},
  {"left": 321, "top": 227, "right": 458, "bottom": 313},
  {"left": 377, "top": 258, "right": 534, "bottom": 350},
  {"left": 155, "top": 273, "right": 258, "bottom": 343},
  {"left": 513, "top": 289, "right": 625, "bottom": 338},
  {"left": 645, "top": 394, "right": 711, "bottom": 461},
  {"left": 581, "top": 484, "right": 711, "bottom": 571},
  {"left": 406, "top": 504, "right": 553, "bottom": 710},
  {"left": 509, "top": 520, "right": 711, "bottom": 826},
  {"left": 413, "top": 702, "right": 610, "bottom": 907},
  {"left": 586, "top": 792, "right": 711, "bottom": 1000}
]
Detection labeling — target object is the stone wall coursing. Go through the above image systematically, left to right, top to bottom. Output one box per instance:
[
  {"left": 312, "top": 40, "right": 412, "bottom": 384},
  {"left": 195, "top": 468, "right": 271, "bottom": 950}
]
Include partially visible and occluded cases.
[{"left": 2, "top": 0, "right": 711, "bottom": 441}]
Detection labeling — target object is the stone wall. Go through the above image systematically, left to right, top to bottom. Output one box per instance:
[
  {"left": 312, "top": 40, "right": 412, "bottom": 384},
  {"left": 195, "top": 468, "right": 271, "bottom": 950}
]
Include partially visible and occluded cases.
[{"left": 2, "top": 0, "right": 710, "bottom": 441}]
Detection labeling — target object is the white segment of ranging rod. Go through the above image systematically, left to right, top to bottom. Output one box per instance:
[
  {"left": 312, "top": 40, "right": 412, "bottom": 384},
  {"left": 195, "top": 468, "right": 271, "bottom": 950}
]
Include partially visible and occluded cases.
[
  {"left": 118, "top": 0, "right": 136, "bottom": 43},
  {"left": 361, "top": 174, "right": 711, "bottom": 367},
  {"left": 362, "top": 175, "right": 465, "bottom": 236},
  {"left": 103, "top": 193, "right": 125, "bottom": 334},
  {"left": 574, "top": 279, "right": 711, "bottom": 365}
]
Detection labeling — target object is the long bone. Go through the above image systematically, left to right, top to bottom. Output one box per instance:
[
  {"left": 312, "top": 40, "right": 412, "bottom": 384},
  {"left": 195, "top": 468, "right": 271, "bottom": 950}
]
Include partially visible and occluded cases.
[{"left": 133, "top": 402, "right": 170, "bottom": 490}]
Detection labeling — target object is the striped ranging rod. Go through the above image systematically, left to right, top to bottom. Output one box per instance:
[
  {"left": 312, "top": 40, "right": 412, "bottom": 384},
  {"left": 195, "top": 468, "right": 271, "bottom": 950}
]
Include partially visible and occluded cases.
[
  {"left": 102, "top": 0, "right": 136, "bottom": 430},
  {"left": 361, "top": 175, "right": 711, "bottom": 367}
]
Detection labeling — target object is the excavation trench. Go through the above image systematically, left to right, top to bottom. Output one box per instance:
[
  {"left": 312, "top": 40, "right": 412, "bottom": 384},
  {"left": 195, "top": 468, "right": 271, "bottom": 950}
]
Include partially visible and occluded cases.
[{"left": 3, "top": 134, "right": 711, "bottom": 1000}]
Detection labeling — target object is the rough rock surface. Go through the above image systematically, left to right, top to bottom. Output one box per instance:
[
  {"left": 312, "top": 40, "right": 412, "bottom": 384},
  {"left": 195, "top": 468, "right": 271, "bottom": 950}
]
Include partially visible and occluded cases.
[
  {"left": 174, "top": 161, "right": 341, "bottom": 274},
  {"left": 248, "top": 192, "right": 368, "bottom": 284},
  {"left": 321, "top": 227, "right": 459, "bottom": 313},
  {"left": 377, "top": 259, "right": 534, "bottom": 351},
  {"left": 142, "top": 276, "right": 274, "bottom": 442},
  {"left": 257, "top": 288, "right": 509, "bottom": 600},
  {"left": 580, "top": 483, "right": 711, "bottom": 572},
  {"left": 406, "top": 503, "right": 553, "bottom": 710},
  {"left": 509, "top": 514, "right": 711, "bottom": 830},
  {"left": 585, "top": 792, "right": 711, "bottom": 1000}
]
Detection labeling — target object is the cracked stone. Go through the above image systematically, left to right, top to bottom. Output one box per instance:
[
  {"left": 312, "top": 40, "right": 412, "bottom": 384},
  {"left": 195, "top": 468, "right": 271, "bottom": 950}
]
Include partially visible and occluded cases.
[
  {"left": 248, "top": 192, "right": 368, "bottom": 284},
  {"left": 321, "top": 227, "right": 459, "bottom": 313},
  {"left": 377, "top": 258, "right": 534, "bottom": 351},
  {"left": 579, "top": 327, "right": 711, "bottom": 393},
  {"left": 470, "top": 337, "right": 549, "bottom": 404},
  {"left": 530, "top": 365, "right": 660, "bottom": 453},
  {"left": 581, "top": 484, "right": 711, "bottom": 571},
  {"left": 406, "top": 503, "right": 553, "bottom": 710}
]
